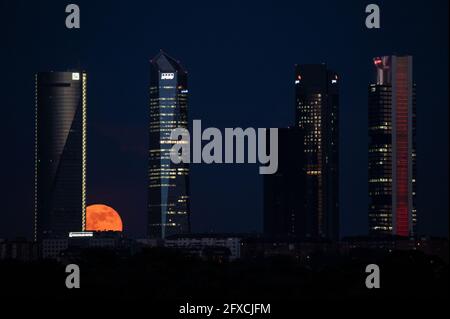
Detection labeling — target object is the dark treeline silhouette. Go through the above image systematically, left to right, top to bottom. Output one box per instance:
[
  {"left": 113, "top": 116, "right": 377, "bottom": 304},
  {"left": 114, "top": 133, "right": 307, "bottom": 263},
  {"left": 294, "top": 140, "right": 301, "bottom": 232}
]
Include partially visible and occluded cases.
[{"left": 0, "top": 247, "right": 447, "bottom": 300}]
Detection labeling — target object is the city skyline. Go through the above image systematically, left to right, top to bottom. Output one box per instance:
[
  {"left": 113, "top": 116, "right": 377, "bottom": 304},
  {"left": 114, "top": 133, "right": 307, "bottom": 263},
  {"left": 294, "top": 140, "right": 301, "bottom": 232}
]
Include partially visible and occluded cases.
[
  {"left": 0, "top": 0, "right": 447, "bottom": 240},
  {"left": 3, "top": 52, "right": 446, "bottom": 241},
  {"left": 24, "top": 54, "right": 438, "bottom": 241}
]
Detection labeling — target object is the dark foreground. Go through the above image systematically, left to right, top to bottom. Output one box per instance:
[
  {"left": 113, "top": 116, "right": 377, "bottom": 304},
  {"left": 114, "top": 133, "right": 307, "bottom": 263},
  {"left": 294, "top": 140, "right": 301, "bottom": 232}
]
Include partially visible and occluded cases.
[{"left": 0, "top": 247, "right": 447, "bottom": 300}]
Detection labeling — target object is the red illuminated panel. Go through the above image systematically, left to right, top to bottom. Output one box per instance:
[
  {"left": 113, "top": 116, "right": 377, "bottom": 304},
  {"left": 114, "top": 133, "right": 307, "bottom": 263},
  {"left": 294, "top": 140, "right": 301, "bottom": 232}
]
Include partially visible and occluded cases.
[
  {"left": 374, "top": 58, "right": 383, "bottom": 66},
  {"left": 395, "top": 58, "right": 410, "bottom": 236}
]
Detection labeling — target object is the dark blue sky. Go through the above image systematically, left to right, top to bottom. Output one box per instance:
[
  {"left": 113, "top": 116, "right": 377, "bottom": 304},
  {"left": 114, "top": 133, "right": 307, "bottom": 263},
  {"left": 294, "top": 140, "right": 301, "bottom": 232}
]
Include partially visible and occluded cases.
[{"left": 0, "top": 0, "right": 448, "bottom": 239}]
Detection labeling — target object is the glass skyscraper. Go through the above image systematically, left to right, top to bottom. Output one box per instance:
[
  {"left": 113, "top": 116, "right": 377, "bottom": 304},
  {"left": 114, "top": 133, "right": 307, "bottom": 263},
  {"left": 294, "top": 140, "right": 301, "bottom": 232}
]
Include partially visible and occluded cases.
[
  {"left": 148, "top": 51, "right": 190, "bottom": 239},
  {"left": 368, "top": 55, "right": 416, "bottom": 236},
  {"left": 294, "top": 64, "right": 339, "bottom": 240},
  {"left": 34, "top": 71, "right": 87, "bottom": 241}
]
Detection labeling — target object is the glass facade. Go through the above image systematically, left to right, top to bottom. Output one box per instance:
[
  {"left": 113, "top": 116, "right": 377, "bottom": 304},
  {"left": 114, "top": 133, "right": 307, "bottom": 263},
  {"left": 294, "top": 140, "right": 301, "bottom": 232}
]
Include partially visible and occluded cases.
[
  {"left": 148, "top": 51, "right": 190, "bottom": 239},
  {"left": 369, "top": 55, "right": 416, "bottom": 236},
  {"left": 294, "top": 64, "right": 340, "bottom": 240},
  {"left": 35, "top": 71, "right": 87, "bottom": 241}
]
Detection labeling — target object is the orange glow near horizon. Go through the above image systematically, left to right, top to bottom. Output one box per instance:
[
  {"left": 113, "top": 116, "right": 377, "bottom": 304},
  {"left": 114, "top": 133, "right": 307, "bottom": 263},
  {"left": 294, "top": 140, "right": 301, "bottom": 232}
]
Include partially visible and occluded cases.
[{"left": 86, "top": 204, "right": 123, "bottom": 232}]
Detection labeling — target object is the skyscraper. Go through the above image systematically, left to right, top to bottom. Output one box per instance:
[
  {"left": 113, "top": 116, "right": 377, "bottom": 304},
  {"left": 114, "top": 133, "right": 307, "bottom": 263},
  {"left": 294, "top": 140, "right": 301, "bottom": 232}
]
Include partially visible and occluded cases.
[
  {"left": 148, "top": 51, "right": 190, "bottom": 239},
  {"left": 368, "top": 55, "right": 416, "bottom": 237},
  {"left": 294, "top": 64, "right": 339, "bottom": 240},
  {"left": 35, "top": 71, "right": 87, "bottom": 241},
  {"left": 264, "top": 127, "right": 307, "bottom": 237}
]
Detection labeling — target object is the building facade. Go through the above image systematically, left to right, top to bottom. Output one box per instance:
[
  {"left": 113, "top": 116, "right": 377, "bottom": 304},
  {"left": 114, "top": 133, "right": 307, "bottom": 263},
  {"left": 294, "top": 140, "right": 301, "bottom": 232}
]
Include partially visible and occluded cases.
[
  {"left": 148, "top": 51, "right": 190, "bottom": 238},
  {"left": 368, "top": 55, "right": 416, "bottom": 236},
  {"left": 294, "top": 64, "right": 340, "bottom": 240},
  {"left": 35, "top": 71, "right": 87, "bottom": 242},
  {"left": 263, "top": 127, "right": 307, "bottom": 237},
  {"left": 165, "top": 234, "right": 241, "bottom": 260},
  {"left": 0, "top": 239, "right": 40, "bottom": 261}
]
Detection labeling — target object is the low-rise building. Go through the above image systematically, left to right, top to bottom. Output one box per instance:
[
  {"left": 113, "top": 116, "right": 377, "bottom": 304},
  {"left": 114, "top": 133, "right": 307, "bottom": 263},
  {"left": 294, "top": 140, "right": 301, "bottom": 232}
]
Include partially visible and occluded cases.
[
  {"left": 42, "top": 231, "right": 127, "bottom": 260},
  {"left": 165, "top": 234, "right": 242, "bottom": 260},
  {"left": 0, "top": 238, "right": 40, "bottom": 261}
]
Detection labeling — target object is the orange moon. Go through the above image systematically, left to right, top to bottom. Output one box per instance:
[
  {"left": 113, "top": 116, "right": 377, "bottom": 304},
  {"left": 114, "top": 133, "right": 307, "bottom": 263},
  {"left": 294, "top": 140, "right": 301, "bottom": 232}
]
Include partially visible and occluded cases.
[{"left": 86, "top": 204, "right": 123, "bottom": 232}]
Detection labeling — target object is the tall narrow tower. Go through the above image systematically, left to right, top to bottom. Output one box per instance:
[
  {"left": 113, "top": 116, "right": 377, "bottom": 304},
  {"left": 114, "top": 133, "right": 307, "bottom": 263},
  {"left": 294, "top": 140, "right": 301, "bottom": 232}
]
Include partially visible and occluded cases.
[
  {"left": 148, "top": 51, "right": 190, "bottom": 239},
  {"left": 368, "top": 55, "right": 417, "bottom": 236},
  {"left": 294, "top": 64, "right": 340, "bottom": 240},
  {"left": 35, "top": 71, "right": 87, "bottom": 241},
  {"left": 263, "top": 127, "right": 307, "bottom": 238}
]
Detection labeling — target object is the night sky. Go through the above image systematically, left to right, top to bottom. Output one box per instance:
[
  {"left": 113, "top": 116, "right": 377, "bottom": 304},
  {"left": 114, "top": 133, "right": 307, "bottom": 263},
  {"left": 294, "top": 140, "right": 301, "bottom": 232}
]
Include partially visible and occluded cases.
[{"left": 0, "top": 0, "right": 448, "bottom": 239}]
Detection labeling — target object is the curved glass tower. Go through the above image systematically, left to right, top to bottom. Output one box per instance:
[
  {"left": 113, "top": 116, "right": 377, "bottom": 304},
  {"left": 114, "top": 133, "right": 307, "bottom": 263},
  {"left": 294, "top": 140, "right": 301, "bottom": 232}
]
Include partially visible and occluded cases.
[
  {"left": 148, "top": 51, "right": 190, "bottom": 239},
  {"left": 34, "top": 71, "right": 87, "bottom": 241}
]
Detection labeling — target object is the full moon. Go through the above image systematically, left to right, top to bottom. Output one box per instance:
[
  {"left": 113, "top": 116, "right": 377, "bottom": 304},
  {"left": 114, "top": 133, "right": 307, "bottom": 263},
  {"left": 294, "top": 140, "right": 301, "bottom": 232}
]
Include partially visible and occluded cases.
[{"left": 86, "top": 204, "right": 123, "bottom": 232}]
